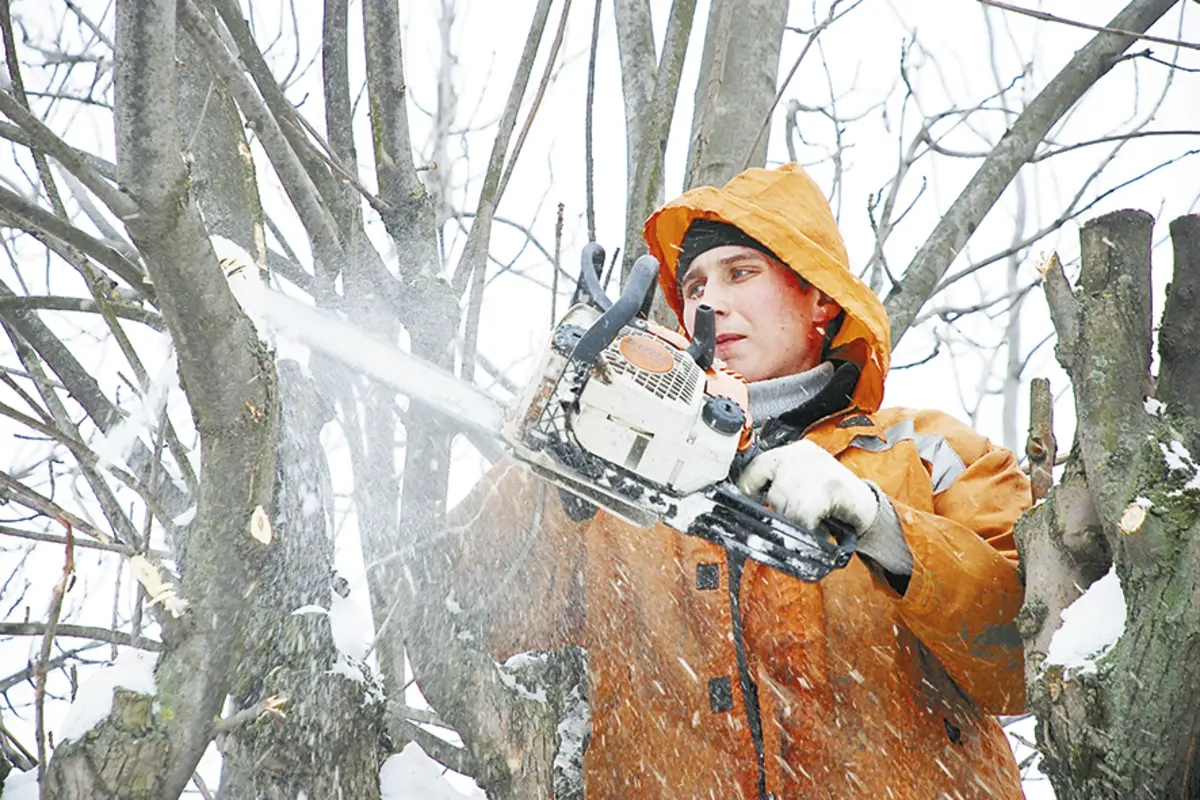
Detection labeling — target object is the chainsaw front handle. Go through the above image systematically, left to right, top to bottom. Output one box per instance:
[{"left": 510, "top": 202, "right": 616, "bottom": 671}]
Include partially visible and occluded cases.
[{"left": 570, "top": 255, "right": 660, "bottom": 366}]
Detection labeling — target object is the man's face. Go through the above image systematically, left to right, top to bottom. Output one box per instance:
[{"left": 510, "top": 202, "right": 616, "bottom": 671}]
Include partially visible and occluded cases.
[{"left": 679, "top": 245, "right": 840, "bottom": 382}]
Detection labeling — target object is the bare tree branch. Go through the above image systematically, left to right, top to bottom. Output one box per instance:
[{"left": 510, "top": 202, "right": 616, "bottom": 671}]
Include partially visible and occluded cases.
[
  {"left": 177, "top": 0, "right": 343, "bottom": 268},
  {"left": 449, "top": 0, "right": 556, "bottom": 295},
  {"left": 884, "top": 0, "right": 1181, "bottom": 345},
  {"left": 979, "top": 0, "right": 1200, "bottom": 52},
  {"left": 0, "top": 622, "right": 161, "bottom": 652}
]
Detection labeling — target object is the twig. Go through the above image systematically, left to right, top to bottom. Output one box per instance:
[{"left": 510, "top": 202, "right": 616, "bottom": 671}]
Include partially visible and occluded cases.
[
  {"left": 0, "top": 0, "right": 69, "bottom": 220},
  {"left": 63, "top": 0, "right": 114, "bottom": 49},
  {"left": 176, "top": 0, "right": 344, "bottom": 266},
  {"left": 450, "top": 0, "right": 556, "bottom": 294},
  {"left": 458, "top": 0, "right": 564, "bottom": 383},
  {"left": 496, "top": 0, "right": 574, "bottom": 200},
  {"left": 584, "top": 0, "right": 602, "bottom": 242},
  {"left": 884, "top": 0, "right": 1181, "bottom": 344},
  {"left": 978, "top": 0, "right": 1200, "bottom": 52},
  {"left": 0, "top": 90, "right": 137, "bottom": 219},
  {"left": 0, "top": 120, "right": 117, "bottom": 180},
  {"left": 1032, "top": 129, "right": 1200, "bottom": 162},
  {"left": 936, "top": 147, "right": 1200, "bottom": 293},
  {"left": 0, "top": 183, "right": 154, "bottom": 300},
  {"left": 552, "top": 202, "right": 564, "bottom": 325},
  {"left": 912, "top": 278, "right": 1039, "bottom": 326},
  {"left": 0, "top": 294, "right": 162, "bottom": 329},
  {"left": 891, "top": 342, "right": 942, "bottom": 370},
  {"left": 0, "top": 365, "right": 64, "bottom": 390},
  {"left": 0, "top": 397, "right": 180, "bottom": 544},
  {"left": 0, "top": 470, "right": 114, "bottom": 544},
  {"left": 0, "top": 523, "right": 158, "bottom": 557},
  {"left": 35, "top": 523, "right": 75, "bottom": 787},
  {"left": 0, "top": 622, "right": 162, "bottom": 651},
  {"left": 191, "top": 772, "right": 216, "bottom": 800}
]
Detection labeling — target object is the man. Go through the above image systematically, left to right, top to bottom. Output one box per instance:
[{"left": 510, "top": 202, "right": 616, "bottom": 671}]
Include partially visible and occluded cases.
[{"left": 444, "top": 163, "right": 1029, "bottom": 798}]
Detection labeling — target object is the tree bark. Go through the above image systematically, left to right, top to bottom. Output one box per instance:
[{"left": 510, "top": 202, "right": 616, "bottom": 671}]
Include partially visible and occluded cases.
[
  {"left": 43, "top": 0, "right": 279, "bottom": 795},
  {"left": 614, "top": 0, "right": 697, "bottom": 284},
  {"left": 683, "top": 0, "right": 787, "bottom": 191},
  {"left": 1020, "top": 210, "right": 1200, "bottom": 799},
  {"left": 1156, "top": 215, "right": 1200, "bottom": 427},
  {"left": 218, "top": 362, "right": 387, "bottom": 799}
]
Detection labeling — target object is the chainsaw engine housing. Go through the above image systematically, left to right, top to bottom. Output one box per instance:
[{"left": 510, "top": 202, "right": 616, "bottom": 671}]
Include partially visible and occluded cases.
[{"left": 566, "top": 307, "right": 742, "bottom": 493}]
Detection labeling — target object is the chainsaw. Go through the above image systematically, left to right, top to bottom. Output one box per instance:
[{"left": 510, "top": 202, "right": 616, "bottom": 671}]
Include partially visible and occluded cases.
[{"left": 229, "top": 241, "right": 857, "bottom": 582}]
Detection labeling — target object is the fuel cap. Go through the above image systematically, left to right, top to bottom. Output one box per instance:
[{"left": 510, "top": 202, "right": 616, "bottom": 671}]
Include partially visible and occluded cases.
[{"left": 702, "top": 395, "right": 744, "bottom": 435}]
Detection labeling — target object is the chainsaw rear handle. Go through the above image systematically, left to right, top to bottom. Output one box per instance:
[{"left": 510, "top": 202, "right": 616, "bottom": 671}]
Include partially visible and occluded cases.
[{"left": 571, "top": 255, "right": 660, "bottom": 365}]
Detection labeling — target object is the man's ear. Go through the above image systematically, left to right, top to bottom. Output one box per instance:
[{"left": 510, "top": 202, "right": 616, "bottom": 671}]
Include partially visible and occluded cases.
[{"left": 813, "top": 291, "right": 842, "bottom": 325}]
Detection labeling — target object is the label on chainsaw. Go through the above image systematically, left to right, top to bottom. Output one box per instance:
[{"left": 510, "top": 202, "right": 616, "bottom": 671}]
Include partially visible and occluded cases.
[{"left": 619, "top": 335, "right": 674, "bottom": 374}]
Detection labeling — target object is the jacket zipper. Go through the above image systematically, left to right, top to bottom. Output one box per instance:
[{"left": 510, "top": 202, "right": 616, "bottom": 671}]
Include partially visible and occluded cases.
[{"left": 727, "top": 553, "right": 768, "bottom": 800}]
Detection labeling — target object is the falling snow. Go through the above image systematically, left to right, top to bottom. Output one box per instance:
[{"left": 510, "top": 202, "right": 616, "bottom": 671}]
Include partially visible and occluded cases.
[{"left": 92, "top": 352, "right": 178, "bottom": 471}]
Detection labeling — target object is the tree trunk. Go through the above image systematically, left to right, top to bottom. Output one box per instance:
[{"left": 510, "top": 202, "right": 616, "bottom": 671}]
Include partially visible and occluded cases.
[
  {"left": 43, "top": 0, "right": 280, "bottom": 795},
  {"left": 683, "top": 0, "right": 787, "bottom": 191},
  {"left": 1019, "top": 210, "right": 1200, "bottom": 799},
  {"left": 216, "top": 362, "right": 388, "bottom": 799}
]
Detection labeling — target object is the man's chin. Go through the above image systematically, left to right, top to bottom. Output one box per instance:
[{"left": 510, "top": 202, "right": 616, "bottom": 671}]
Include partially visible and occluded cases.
[{"left": 722, "top": 360, "right": 763, "bottom": 382}]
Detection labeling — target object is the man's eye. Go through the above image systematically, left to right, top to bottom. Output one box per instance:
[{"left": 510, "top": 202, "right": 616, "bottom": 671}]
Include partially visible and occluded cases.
[
  {"left": 731, "top": 267, "right": 756, "bottom": 280},
  {"left": 684, "top": 281, "right": 704, "bottom": 299}
]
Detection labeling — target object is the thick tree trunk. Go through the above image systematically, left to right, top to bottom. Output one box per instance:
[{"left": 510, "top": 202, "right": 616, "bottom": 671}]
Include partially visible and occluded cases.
[
  {"left": 43, "top": 0, "right": 280, "bottom": 795},
  {"left": 683, "top": 0, "right": 787, "bottom": 191},
  {"left": 1019, "top": 210, "right": 1200, "bottom": 799},
  {"left": 217, "top": 362, "right": 387, "bottom": 799}
]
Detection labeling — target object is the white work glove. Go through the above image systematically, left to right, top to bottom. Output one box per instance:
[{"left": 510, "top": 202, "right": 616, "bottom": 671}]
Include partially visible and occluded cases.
[{"left": 736, "top": 439, "right": 913, "bottom": 575}]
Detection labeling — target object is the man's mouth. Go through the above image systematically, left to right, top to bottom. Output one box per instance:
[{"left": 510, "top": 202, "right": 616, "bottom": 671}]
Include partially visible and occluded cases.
[{"left": 714, "top": 334, "right": 745, "bottom": 357}]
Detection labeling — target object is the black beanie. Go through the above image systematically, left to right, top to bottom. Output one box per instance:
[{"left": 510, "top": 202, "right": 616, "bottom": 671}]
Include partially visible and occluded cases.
[{"left": 675, "top": 219, "right": 782, "bottom": 289}]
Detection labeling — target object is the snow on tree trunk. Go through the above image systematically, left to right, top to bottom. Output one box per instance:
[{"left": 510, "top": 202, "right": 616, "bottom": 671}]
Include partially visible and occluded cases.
[{"left": 1019, "top": 210, "right": 1200, "bottom": 799}]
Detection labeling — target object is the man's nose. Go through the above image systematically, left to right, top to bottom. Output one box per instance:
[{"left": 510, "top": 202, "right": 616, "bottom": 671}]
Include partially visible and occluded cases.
[{"left": 698, "top": 283, "right": 730, "bottom": 314}]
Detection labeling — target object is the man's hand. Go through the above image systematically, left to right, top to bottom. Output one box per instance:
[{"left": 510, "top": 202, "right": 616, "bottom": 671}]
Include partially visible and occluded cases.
[
  {"left": 737, "top": 439, "right": 879, "bottom": 533},
  {"left": 737, "top": 439, "right": 914, "bottom": 578}
]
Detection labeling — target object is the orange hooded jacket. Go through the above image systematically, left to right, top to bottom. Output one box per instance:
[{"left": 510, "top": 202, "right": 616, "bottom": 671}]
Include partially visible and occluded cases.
[{"left": 447, "top": 164, "right": 1029, "bottom": 799}]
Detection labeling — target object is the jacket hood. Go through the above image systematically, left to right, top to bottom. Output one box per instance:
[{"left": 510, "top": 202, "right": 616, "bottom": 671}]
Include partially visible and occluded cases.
[{"left": 644, "top": 163, "right": 891, "bottom": 413}]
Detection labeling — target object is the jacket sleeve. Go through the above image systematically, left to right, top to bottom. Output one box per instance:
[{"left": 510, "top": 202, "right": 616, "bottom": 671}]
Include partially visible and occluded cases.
[
  {"left": 881, "top": 410, "right": 1030, "bottom": 715},
  {"left": 440, "top": 458, "right": 586, "bottom": 661}
]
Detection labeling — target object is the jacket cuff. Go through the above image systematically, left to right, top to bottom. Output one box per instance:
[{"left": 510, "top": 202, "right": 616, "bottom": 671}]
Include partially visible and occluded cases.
[{"left": 856, "top": 480, "right": 913, "bottom": 577}]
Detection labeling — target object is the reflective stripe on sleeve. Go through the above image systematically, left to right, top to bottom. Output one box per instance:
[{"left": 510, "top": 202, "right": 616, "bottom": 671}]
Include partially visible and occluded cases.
[{"left": 849, "top": 418, "right": 967, "bottom": 495}]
